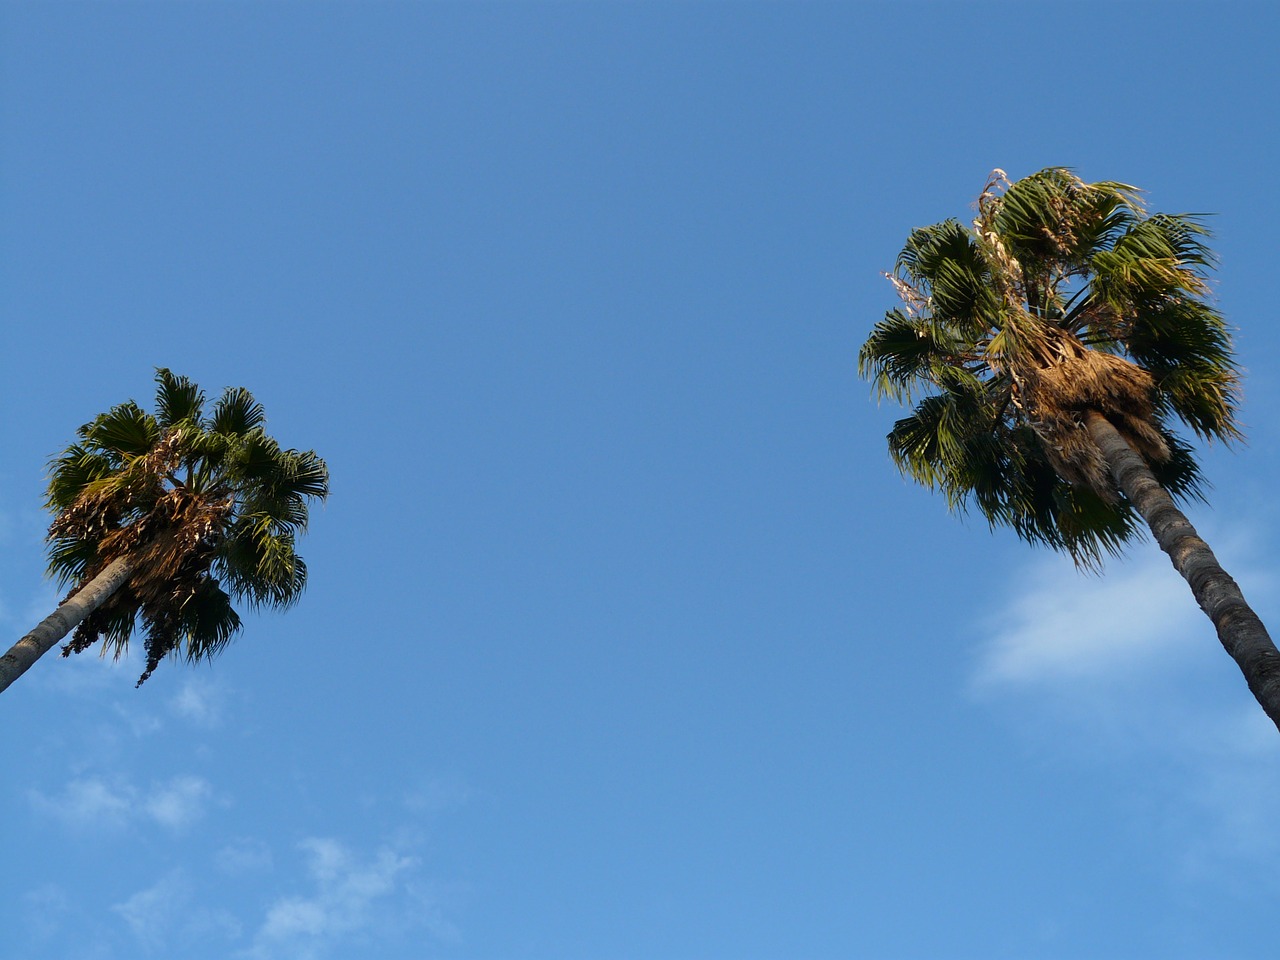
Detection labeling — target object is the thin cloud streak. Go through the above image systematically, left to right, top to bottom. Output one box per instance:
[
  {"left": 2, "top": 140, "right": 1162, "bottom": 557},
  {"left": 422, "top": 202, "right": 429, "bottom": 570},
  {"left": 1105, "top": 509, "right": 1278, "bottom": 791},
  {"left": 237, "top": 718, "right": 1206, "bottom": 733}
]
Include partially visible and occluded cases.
[
  {"left": 973, "top": 520, "right": 1278, "bottom": 692},
  {"left": 972, "top": 528, "right": 1280, "bottom": 879},
  {"left": 972, "top": 550, "right": 1202, "bottom": 688},
  {"left": 170, "top": 680, "right": 224, "bottom": 727},
  {"left": 30, "top": 774, "right": 214, "bottom": 832},
  {"left": 145, "top": 775, "right": 214, "bottom": 830},
  {"left": 28, "top": 777, "right": 134, "bottom": 828},
  {"left": 244, "top": 837, "right": 446, "bottom": 960},
  {"left": 216, "top": 838, "right": 275, "bottom": 875},
  {"left": 114, "top": 870, "right": 242, "bottom": 953}
]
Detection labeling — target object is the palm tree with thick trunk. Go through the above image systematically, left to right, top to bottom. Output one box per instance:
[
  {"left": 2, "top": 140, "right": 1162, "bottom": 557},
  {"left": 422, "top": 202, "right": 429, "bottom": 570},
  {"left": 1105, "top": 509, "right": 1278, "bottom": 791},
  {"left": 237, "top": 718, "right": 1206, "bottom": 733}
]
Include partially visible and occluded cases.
[
  {"left": 859, "top": 168, "right": 1280, "bottom": 730},
  {"left": 0, "top": 369, "right": 328, "bottom": 694}
]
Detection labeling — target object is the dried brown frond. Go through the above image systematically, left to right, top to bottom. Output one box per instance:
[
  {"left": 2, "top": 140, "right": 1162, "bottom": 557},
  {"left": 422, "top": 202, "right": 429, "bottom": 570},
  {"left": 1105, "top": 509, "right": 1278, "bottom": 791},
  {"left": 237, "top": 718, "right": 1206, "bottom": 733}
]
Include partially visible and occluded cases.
[
  {"left": 973, "top": 168, "right": 1010, "bottom": 221},
  {"left": 884, "top": 272, "right": 929, "bottom": 317},
  {"left": 1072, "top": 300, "right": 1127, "bottom": 340},
  {"left": 1019, "top": 338, "right": 1169, "bottom": 497},
  {"left": 137, "top": 429, "right": 186, "bottom": 478},
  {"left": 49, "top": 475, "right": 164, "bottom": 545},
  {"left": 60, "top": 486, "right": 234, "bottom": 667},
  {"left": 121, "top": 490, "right": 232, "bottom": 603}
]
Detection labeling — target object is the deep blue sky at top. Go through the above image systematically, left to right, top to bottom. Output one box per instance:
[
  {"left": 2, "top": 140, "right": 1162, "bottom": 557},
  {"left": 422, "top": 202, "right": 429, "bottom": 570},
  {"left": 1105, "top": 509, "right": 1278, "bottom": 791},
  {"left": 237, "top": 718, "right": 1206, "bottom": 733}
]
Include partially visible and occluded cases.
[{"left": 3, "top": 3, "right": 1280, "bottom": 959}]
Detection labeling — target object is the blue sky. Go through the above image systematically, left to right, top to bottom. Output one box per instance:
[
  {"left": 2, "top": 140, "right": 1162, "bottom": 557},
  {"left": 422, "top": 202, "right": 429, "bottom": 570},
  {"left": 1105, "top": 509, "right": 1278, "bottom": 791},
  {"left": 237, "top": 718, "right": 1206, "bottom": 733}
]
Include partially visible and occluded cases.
[{"left": 3, "top": 2, "right": 1279, "bottom": 957}]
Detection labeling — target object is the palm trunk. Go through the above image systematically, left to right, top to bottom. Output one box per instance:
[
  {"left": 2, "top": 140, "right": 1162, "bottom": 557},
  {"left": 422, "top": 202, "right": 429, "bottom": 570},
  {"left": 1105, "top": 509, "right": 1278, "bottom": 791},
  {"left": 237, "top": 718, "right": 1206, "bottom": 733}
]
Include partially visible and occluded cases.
[
  {"left": 1085, "top": 410, "right": 1280, "bottom": 731},
  {"left": 0, "top": 557, "right": 134, "bottom": 696}
]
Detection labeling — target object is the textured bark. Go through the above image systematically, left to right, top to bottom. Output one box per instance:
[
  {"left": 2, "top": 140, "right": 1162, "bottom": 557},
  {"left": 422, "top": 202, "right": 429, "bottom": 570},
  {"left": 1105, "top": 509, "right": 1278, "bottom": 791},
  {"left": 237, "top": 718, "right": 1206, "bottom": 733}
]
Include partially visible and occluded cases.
[
  {"left": 1085, "top": 410, "right": 1280, "bottom": 731},
  {"left": 0, "top": 557, "right": 134, "bottom": 696}
]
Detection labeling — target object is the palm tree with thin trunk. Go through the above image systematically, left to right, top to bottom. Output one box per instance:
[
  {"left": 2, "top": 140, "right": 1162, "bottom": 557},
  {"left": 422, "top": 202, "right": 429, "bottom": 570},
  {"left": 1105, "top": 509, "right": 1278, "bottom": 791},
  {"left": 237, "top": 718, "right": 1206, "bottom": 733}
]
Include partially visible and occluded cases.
[
  {"left": 859, "top": 167, "right": 1280, "bottom": 730},
  {"left": 0, "top": 369, "right": 328, "bottom": 694}
]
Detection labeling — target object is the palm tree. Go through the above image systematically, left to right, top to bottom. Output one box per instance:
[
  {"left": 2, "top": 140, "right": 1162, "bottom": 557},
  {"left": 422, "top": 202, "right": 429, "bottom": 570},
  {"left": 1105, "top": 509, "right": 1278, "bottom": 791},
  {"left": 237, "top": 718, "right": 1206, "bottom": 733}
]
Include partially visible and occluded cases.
[
  {"left": 859, "top": 168, "right": 1280, "bottom": 730},
  {"left": 0, "top": 369, "right": 328, "bottom": 694}
]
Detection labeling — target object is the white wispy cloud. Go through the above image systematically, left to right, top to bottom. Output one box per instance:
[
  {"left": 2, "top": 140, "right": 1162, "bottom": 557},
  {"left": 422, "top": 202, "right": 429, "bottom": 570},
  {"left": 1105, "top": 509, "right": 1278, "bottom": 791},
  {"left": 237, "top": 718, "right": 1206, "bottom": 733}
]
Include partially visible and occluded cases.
[
  {"left": 973, "top": 522, "right": 1276, "bottom": 691},
  {"left": 973, "top": 524, "right": 1280, "bottom": 880},
  {"left": 972, "top": 550, "right": 1202, "bottom": 688},
  {"left": 18, "top": 631, "right": 140, "bottom": 695},
  {"left": 170, "top": 679, "right": 224, "bottom": 727},
  {"left": 110, "top": 699, "right": 164, "bottom": 737},
  {"left": 1168, "top": 705, "right": 1280, "bottom": 879},
  {"left": 30, "top": 774, "right": 215, "bottom": 832},
  {"left": 402, "top": 774, "right": 473, "bottom": 816},
  {"left": 144, "top": 775, "right": 214, "bottom": 830},
  {"left": 29, "top": 776, "right": 135, "bottom": 828},
  {"left": 216, "top": 837, "right": 275, "bottom": 875},
  {"left": 244, "top": 837, "right": 443, "bottom": 959},
  {"left": 263, "top": 839, "right": 413, "bottom": 939},
  {"left": 114, "top": 870, "right": 241, "bottom": 953},
  {"left": 114, "top": 871, "right": 189, "bottom": 952},
  {"left": 21, "top": 882, "right": 72, "bottom": 945}
]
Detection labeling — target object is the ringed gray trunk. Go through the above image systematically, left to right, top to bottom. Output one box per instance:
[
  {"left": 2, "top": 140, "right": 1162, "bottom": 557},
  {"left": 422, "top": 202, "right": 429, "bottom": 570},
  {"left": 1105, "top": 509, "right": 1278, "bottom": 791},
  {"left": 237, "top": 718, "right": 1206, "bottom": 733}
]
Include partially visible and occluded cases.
[
  {"left": 1084, "top": 410, "right": 1280, "bottom": 731},
  {"left": 0, "top": 557, "right": 134, "bottom": 696}
]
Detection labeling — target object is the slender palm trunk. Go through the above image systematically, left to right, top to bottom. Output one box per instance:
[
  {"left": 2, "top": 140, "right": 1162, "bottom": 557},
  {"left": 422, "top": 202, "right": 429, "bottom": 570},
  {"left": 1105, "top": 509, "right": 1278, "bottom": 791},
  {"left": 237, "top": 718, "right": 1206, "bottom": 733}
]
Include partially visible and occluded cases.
[
  {"left": 1085, "top": 410, "right": 1280, "bottom": 731},
  {"left": 0, "top": 557, "right": 134, "bottom": 696}
]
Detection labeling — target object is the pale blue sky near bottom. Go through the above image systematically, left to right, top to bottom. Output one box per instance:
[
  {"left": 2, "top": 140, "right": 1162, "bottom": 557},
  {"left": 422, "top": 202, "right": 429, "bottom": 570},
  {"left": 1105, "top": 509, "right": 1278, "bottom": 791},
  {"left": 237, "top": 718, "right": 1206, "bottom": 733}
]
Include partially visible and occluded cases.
[{"left": 3, "top": 3, "right": 1280, "bottom": 958}]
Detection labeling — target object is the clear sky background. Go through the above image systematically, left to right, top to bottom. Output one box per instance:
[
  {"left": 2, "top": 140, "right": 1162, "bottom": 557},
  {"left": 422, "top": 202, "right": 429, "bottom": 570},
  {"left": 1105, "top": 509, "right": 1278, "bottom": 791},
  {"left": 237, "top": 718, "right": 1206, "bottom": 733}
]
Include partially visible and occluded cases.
[{"left": 3, "top": 2, "right": 1279, "bottom": 958}]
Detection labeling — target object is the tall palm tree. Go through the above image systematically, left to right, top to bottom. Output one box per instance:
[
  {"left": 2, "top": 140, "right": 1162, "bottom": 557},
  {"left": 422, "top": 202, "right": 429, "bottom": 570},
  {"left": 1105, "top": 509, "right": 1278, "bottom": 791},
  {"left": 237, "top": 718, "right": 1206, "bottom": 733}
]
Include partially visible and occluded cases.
[
  {"left": 859, "top": 168, "right": 1280, "bottom": 730},
  {"left": 0, "top": 369, "right": 328, "bottom": 694}
]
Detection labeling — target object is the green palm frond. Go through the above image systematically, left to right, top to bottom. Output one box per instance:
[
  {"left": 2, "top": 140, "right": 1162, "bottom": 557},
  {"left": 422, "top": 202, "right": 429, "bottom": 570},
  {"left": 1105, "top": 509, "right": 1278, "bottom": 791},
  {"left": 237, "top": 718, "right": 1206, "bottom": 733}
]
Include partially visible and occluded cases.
[
  {"left": 861, "top": 167, "right": 1238, "bottom": 567},
  {"left": 994, "top": 169, "right": 1143, "bottom": 273},
  {"left": 1112, "top": 214, "right": 1214, "bottom": 276},
  {"left": 894, "top": 220, "right": 1001, "bottom": 336},
  {"left": 859, "top": 310, "right": 975, "bottom": 402},
  {"left": 1149, "top": 362, "right": 1239, "bottom": 441},
  {"left": 154, "top": 368, "right": 205, "bottom": 428},
  {"left": 44, "top": 369, "right": 328, "bottom": 682},
  {"left": 886, "top": 375, "right": 1000, "bottom": 498},
  {"left": 211, "top": 385, "right": 267, "bottom": 437},
  {"left": 81, "top": 402, "right": 161, "bottom": 459},
  {"left": 227, "top": 429, "right": 287, "bottom": 483},
  {"left": 46, "top": 444, "right": 116, "bottom": 512},
  {"left": 274, "top": 449, "right": 330, "bottom": 502},
  {"left": 216, "top": 512, "right": 308, "bottom": 610},
  {"left": 47, "top": 536, "right": 97, "bottom": 587},
  {"left": 174, "top": 579, "right": 243, "bottom": 663}
]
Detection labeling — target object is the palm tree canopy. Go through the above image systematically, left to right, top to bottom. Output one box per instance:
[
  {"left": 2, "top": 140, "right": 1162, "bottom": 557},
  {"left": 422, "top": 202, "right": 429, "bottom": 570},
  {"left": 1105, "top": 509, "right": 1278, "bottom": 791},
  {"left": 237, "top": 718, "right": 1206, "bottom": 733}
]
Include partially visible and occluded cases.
[
  {"left": 859, "top": 168, "right": 1239, "bottom": 567},
  {"left": 46, "top": 369, "right": 329, "bottom": 683}
]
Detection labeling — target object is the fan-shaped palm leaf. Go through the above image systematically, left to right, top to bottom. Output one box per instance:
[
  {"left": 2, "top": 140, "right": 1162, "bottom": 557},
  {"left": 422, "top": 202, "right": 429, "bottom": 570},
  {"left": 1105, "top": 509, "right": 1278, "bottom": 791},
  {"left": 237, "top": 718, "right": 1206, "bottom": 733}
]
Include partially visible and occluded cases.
[
  {"left": 860, "top": 167, "right": 1280, "bottom": 730},
  {"left": 0, "top": 369, "right": 328, "bottom": 693}
]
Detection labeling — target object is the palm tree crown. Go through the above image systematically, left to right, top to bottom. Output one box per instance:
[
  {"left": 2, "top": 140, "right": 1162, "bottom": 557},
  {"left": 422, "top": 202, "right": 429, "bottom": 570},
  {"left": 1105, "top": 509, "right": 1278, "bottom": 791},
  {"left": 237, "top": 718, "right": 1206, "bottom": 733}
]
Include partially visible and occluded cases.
[
  {"left": 859, "top": 168, "right": 1239, "bottom": 566},
  {"left": 45, "top": 369, "right": 329, "bottom": 683}
]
